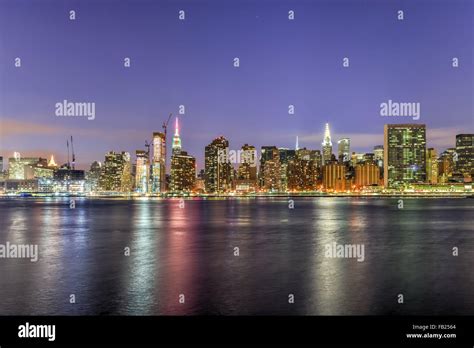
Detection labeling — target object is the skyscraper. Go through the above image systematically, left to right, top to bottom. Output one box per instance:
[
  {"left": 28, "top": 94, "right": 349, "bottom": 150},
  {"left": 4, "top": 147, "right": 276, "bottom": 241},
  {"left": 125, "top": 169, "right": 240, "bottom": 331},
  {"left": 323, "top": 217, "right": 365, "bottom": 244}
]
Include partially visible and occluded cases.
[
  {"left": 170, "top": 117, "right": 196, "bottom": 193},
  {"left": 172, "top": 117, "right": 182, "bottom": 156},
  {"left": 322, "top": 123, "right": 333, "bottom": 165},
  {"left": 384, "top": 124, "right": 426, "bottom": 188},
  {"left": 152, "top": 132, "right": 166, "bottom": 193},
  {"left": 455, "top": 134, "right": 473, "bottom": 178},
  {"left": 205, "top": 136, "right": 232, "bottom": 193},
  {"left": 337, "top": 138, "right": 350, "bottom": 164},
  {"left": 260, "top": 146, "right": 280, "bottom": 192},
  {"left": 278, "top": 148, "right": 296, "bottom": 191},
  {"left": 287, "top": 148, "right": 319, "bottom": 191},
  {"left": 426, "top": 148, "right": 438, "bottom": 184},
  {"left": 438, "top": 148, "right": 456, "bottom": 183},
  {"left": 135, "top": 150, "right": 150, "bottom": 193},
  {"left": 99, "top": 151, "right": 132, "bottom": 192},
  {"left": 170, "top": 151, "right": 196, "bottom": 193},
  {"left": 8, "top": 153, "right": 46, "bottom": 180},
  {"left": 85, "top": 161, "right": 102, "bottom": 192}
]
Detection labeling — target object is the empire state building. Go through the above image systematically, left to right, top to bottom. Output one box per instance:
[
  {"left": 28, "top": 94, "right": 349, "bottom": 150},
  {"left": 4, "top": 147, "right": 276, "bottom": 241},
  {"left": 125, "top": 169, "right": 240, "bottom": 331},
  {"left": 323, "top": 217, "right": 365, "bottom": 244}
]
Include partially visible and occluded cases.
[{"left": 172, "top": 116, "right": 182, "bottom": 155}]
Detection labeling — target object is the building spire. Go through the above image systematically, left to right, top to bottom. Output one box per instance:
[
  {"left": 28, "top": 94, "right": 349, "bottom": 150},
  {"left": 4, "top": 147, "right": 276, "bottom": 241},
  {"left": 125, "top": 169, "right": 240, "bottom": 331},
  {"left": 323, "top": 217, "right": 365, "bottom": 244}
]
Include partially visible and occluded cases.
[
  {"left": 172, "top": 116, "right": 182, "bottom": 154},
  {"left": 175, "top": 116, "right": 179, "bottom": 137},
  {"left": 322, "top": 122, "right": 332, "bottom": 146},
  {"left": 295, "top": 135, "right": 299, "bottom": 150}
]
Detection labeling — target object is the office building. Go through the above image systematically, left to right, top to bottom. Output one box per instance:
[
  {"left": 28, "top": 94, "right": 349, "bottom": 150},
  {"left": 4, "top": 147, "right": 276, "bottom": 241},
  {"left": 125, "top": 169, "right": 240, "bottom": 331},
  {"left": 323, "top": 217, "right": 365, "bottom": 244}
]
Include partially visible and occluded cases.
[{"left": 384, "top": 124, "right": 426, "bottom": 188}]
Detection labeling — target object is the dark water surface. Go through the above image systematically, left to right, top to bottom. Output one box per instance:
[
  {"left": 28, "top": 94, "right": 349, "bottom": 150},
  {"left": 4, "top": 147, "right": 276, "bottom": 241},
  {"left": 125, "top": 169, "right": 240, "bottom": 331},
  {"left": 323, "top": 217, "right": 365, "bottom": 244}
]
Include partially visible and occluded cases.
[{"left": 0, "top": 197, "right": 472, "bottom": 315}]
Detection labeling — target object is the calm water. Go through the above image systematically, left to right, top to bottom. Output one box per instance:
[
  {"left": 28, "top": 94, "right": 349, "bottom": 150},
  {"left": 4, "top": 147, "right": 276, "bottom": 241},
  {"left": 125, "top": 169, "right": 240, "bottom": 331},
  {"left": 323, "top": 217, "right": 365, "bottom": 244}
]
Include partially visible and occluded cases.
[{"left": 0, "top": 197, "right": 473, "bottom": 315}]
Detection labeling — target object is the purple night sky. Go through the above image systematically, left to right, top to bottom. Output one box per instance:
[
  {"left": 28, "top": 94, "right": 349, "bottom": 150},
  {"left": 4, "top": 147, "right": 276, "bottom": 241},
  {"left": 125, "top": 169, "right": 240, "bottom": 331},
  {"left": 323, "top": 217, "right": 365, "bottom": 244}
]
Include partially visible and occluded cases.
[{"left": 0, "top": 0, "right": 472, "bottom": 170}]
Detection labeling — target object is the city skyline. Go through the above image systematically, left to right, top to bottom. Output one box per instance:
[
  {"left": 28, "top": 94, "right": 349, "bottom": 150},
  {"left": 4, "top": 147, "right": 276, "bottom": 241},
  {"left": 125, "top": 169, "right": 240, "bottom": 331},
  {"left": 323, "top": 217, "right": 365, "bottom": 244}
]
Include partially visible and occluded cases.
[
  {"left": 0, "top": 0, "right": 472, "bottom": 169},
  {"left": 0, "top": 118, "right": 469, "bottom": 172}
]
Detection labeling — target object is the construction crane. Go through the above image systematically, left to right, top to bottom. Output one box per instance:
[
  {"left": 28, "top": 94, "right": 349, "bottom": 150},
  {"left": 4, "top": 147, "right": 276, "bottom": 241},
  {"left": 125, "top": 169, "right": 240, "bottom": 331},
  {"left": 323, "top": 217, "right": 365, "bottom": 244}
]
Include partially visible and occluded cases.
[
  {"left": 144, "top": 113, "right": 172, "bottom": 159},
  {"left": 162, "top": 113, "right": 173, "bottom": 140},
  {"left": 70, "top": 136, "right": 76, "bottom": 170},
  {"left": 66, "top": 139, "right": 70, "bottom": 169},
  {"left": 144, "top": 140, "right": 151, "bottom": 158}
]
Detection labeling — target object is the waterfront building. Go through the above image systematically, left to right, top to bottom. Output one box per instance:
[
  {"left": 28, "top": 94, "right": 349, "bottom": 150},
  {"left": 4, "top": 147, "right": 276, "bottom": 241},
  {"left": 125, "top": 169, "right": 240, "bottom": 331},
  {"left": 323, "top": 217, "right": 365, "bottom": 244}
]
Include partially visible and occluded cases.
[
  {"left": 383, "top": 124, "right": 427, "bottom": 188},
  {"left": 152, "top": 131, "right": 166, "bottom": 193},
  {"left": 455, "top": 134, "right": 473, "bottom": 178},
  {"left": 205, "top": 136, "right": 232, "bottom": 193},
  {"left": 235, "top": 144, "right": 258, "bottom": 192},
  {"left": 259, "top": 146, "right": 280, "bottom": 192},
  {"left": 278, "top": 148, "right": 296, "bottom": 191},
  {"left": 287, "top": 148, "right": 319, "bottom": 191},
  {"left": 426, "top": 148, "right": 438, "bottom": 184},
  {"left": 438, "top": 148, "right": 456, "bottom": 183},
  {"left": 135, "top": 150, "right": 150, "bottom": 193},
  {"left": 99, "top": 151, "right": 132, "bottom": 192},
  {"left": 170, "top": 151, "right": 196, "bottom": 193},
  {"left": 8, "top": 153, "right": 46, "bottom": 180},
  {"left": 85, "top": 161, "right": 102, "bottom": 192},
  {"left": 322, "top": 163, "right": 346, "bottom": 191},
  {"left": 355, "top": 163, "right": 380, "bottom": 187}
]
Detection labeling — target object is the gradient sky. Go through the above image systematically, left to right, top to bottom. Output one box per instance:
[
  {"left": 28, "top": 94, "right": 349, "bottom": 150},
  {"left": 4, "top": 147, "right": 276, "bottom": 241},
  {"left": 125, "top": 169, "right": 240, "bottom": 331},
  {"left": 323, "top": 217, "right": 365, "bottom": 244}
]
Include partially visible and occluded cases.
[{"left": 0, "top": 0, "right": 473, "bottom": 170}]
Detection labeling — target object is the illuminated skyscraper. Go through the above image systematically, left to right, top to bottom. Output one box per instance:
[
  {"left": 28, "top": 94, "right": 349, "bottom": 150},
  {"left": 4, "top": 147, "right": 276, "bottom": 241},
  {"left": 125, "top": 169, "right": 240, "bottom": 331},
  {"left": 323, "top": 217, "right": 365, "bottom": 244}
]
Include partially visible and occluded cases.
[
  {"left": 172, "top": 116, "right": 182, "bottom": 155},
  {"left": 170, "top": 117, "right": 196, "bottom": 193},
  {"left": 322, "top": 123, "right": 333, "bottom": 165},
  {"left": 384, "top": 124, "right": 426, "bottom": 188},
  {"left": 152, "top": 132, "right": 166, "bottom": 193},
  {"left": 455, "top": 134, "right": 473, "bottom": 178},
  {"left": 205, "top": 136, "right": 232, "bottom": 193},
  {"left": 337, "top": 138, "right": 350, "bottom": 164},
  {"left": 235, "top": 144, "right": 258, "bottom": 192},
  {"left": 259, "top": 146, "right": 280, "bottom": 192},
  {"left": 278, "top": 148, "right": 296, "bottom": 191},
  {"left": 287, "top": 148, "right": 319, "bottom": 191},
  {"left": 426, "top": 148, "right": 438, "bottom": 184},
  {"left": 438, "top": 148, "right": 456, "bottom": 183},
  {"left": 135, "top": 150, "right": 150, "bottom": 193},
  {"left": 99, "top": 151, "right": 132, "bottom": 192},
  {"left": 170, "top": 151, "right": 196, "bottom": 193},
  {"left": 8, "top": 153, "right": 46, "bottom": 180},
  {"left": 85, "top": 161, "right": 102, "bottom": 192}
]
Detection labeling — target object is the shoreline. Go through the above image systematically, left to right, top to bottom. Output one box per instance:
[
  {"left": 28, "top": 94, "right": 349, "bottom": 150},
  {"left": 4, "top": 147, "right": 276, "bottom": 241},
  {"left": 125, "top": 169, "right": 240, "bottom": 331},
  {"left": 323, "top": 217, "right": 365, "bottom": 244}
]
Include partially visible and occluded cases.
[{"left": 1, "top": 193, "right": 472, "bottom": 199}]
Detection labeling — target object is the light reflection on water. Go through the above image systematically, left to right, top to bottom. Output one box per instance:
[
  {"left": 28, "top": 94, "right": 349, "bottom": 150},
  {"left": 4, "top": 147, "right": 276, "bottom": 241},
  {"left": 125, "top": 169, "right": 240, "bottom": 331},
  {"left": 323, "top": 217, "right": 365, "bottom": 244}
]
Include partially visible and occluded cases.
[{"left": 0, "top": 197, "right": 472, "bottom": 315}]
